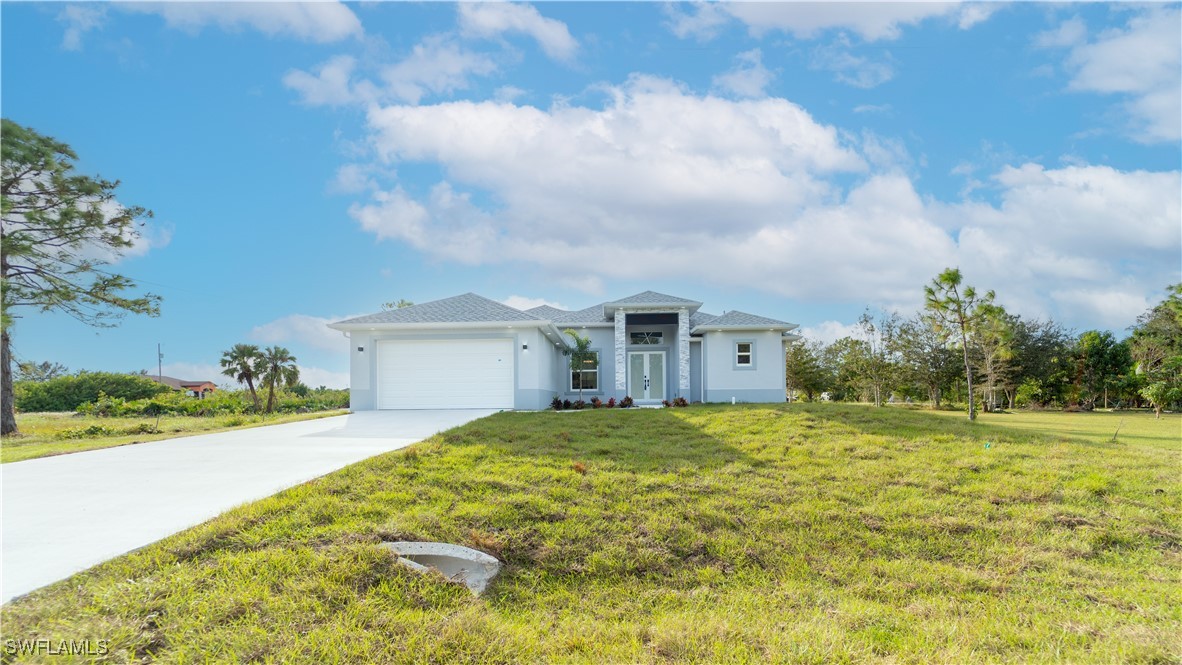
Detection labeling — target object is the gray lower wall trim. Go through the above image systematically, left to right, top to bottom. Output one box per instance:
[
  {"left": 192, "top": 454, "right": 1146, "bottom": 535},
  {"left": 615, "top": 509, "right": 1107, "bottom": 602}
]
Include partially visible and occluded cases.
[
  {"left": 516, "top": 388, "right": 557, "bottom": 411},
  {"left": 704, "top": 388, "right": 786, "bottom": 404}
]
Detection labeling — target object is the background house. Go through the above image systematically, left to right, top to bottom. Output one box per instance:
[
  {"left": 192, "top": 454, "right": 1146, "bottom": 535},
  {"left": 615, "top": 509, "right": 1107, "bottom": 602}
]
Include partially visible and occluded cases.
[{"left": 150, "top": 375, "right": 217, "bottom": 399}]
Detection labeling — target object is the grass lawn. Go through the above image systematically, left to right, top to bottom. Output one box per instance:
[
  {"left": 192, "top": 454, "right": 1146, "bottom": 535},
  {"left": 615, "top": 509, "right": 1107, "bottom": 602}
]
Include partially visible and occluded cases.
[
  {"left": 1, "top": 404, "right": 1178, "bottom": 663},
  {"left": 0, "top": 410, "right": 349, "bottom": 464}
]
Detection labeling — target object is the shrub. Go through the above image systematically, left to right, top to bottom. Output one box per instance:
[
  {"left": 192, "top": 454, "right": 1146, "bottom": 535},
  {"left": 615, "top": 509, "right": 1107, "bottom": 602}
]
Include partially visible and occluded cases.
[
  {"left": 16, "top": 372, "right": 170, "bottom": 412},
  {"left": 72, "top": 388, "right": 348, "bottom": 418},
  {"left": 620, "top": 396, "right": 634, "bottom": 408},
  {"left": 550, "top": 397, "right": 563, "bottom": 411},
  {"left": 590, "top": 397, "right": 602, "bottom": 409},
  {"left": 606, "top": 397, "right": 616, "bottom": 408},
  {"left": 673, "top": 397, "right": 689, "bottom": 407},
  {"left": 562, "top": 399, "right": 573, "bottom": 410},
  {"left": 662, "top": 399, "right": 672, "bottom": 408},
  {"left": 573, "top": 400, "right": 586, "bottom": 410},
  {"left": 56, "top": 424, "right": 117, "bottom": 440}
]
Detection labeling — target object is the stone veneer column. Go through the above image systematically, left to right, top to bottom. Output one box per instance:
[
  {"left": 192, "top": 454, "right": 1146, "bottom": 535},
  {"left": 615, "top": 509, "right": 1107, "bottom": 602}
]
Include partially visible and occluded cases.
[
  {"left": 678, "top": 308, "right": 690, "bottom": 394},
  {"left": 614, "top": 310, "right": 626, "bottom": 391}
]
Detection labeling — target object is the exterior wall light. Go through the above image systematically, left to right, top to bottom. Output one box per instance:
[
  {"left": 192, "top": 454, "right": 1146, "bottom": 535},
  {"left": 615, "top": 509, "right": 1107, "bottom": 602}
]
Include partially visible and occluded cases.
[{"left": 357, "top": 346, "right": 365, "bottom": 352}]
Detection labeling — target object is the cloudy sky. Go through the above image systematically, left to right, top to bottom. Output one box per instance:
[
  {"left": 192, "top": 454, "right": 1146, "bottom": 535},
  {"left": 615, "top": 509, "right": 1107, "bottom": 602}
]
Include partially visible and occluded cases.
[{"left": 2, "top": 1, "right": 1179, "bottom": 388}]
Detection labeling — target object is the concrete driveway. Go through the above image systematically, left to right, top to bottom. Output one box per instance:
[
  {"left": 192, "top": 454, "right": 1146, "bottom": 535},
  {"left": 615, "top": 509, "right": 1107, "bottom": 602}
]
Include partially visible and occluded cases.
[{"left": 1, "top": 409, "right": 495, "bottom": 603}]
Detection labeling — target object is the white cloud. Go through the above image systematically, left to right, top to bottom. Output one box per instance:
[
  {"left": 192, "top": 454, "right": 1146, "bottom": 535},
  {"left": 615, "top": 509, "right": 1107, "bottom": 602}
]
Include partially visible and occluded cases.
[
  {"left": 122, "top": 1, "right": 362, "bottom": 43},
  {"left": 664, "top": 2, "right": 732, "bottom": 41},
  {"left": 666, "top": 2, "right": 995, "bottom": 42},
  {"left": 458, "top": 3, "right": 577, "bottom": 62},
  {"left": 722, "top": 3, "right": 979, "bottom": 42},
  {"left": 57, "top": 4, "right": 106, "bottom": 51},
  {"left": 1041, "top": 8, "right": 1181, "bottom": 143},
  {"left": 1034, "top": 16, "right": 1086, "bottom": 49},
  {"left": 381, "top": 35, "right": 497, "bottom": 104},
  {"left": 286, "top": 36, "right": 496, "bottom": 107},
  {"left": 811, "top": 41, "right": 894, "bottom": 89},
  {"left": 712, "top": 49, "right": 775, "bottom": 98},
  {"left": 283, "top": 55, "right": 375, "bottom": 107},
  {"left": 341, "top": 76, "right": 1178, "bottom": 329},
  {"left": 495, "top": 85, "right": 527, "bottom": 103},
  {"left": 853, "top": 103, "right": 892, "bottom": 114},
  {"left": 329, "top": 163, "right": 378, "bottom": 194},
  {"left": 935, "top": 163, "right": 1181, "bottom": 326},
  {"left": 75, "top": 199, "right": 172, "bottom": 264},
  {"left": 501, "top": 295, "right": 567, "bottom": 311},
  {"left": 251, "top": 314, "right": 350, "bottom": 354},
  {"left": 798, "top": 320, "right": 862, "bottom": 345},
  {"left": 297, "top": 366, "right": 350, "bottom": 390}
]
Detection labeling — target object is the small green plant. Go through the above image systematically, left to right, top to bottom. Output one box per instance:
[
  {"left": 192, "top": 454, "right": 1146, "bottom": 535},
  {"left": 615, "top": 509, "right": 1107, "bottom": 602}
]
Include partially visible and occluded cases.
[{"left": 56, "top": 424, "right": 116, "bottom": 440}]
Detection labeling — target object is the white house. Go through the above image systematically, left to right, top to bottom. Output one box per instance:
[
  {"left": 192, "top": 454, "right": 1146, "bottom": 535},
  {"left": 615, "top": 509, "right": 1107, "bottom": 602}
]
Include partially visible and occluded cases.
[{"left": 327, "top": 291, "right": 801, "bottom": 410}]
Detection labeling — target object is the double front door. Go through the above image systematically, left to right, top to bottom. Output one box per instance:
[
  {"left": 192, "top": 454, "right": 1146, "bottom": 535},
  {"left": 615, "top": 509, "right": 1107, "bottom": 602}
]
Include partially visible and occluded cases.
[{"left": 628, "top": 351, "right": 665, "bottom": 401}]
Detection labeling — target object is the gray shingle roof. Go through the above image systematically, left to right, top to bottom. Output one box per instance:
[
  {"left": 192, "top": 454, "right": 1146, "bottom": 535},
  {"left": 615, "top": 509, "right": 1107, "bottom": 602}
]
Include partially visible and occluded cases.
[
  {"left": 607, "top": 290, "right": 701, "bottom": 306},
  {"left": 333, "top": 293, "right": 538, "bottom": 325},
  {"left": 524, "top": 305, "right": 568, "bottom": 319},
  {"left": 559, "top": 305, "right": 612, "bottom": 324},
  {"left": 693, "top": 310, "right": 796, "bottom": 329},
  {"left": 690, "top": 311, "right": 718, "bottom": 327}
]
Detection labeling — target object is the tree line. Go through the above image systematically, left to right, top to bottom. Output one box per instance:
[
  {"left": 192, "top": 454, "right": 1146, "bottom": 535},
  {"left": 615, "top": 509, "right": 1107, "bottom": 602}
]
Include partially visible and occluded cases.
[{"left": 787, "top": 269, "right": 1182, "bottom": 420}]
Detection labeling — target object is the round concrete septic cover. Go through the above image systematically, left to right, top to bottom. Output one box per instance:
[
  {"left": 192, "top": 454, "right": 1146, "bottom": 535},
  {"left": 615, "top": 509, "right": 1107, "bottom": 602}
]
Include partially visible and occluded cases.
[{"left": 380, "top": 542, "right": 502, "bottom": 595}]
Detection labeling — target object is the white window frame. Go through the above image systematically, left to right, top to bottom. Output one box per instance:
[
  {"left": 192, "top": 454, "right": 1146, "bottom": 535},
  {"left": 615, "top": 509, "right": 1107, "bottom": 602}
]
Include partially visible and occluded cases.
[
  {"left": 734, "top": 340, "right": 755, "bottom": 369},
  {"left": 570, "top": 350, "right": 600, "bottom": 392}
]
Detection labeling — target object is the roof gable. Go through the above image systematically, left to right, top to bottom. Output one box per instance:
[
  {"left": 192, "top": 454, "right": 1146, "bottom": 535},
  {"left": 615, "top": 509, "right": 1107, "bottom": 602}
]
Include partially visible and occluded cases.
[
  {"left": 607, "top": 290, "right": 701, "bottom": 306},
  {"left": 333, "top": 293, "right": 538, "bottom": 326},
  {"left": 693, "top": 310, "right": 798, "bottom": 331}
]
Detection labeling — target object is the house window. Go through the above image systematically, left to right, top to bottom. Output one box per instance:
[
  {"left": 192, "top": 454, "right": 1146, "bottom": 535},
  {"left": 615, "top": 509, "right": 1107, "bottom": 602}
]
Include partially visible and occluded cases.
[
  {"left": 630, "top": 331, "right": 663, "bottom": 345},
  {"left": 735, "top": 342, "right": 753, "bottom": 367},
  {"left": 571, "top": 351, "right": 599, "bottom": 391}
]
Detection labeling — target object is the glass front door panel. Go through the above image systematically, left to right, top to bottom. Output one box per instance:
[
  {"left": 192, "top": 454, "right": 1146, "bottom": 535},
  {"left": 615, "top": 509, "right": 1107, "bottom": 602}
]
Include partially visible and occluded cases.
[
  {"left": 627, "top": 352, "right": 665, "bottom": 400},
  {"left": 629, "top": 353, "right": 646, "bottom": 397},
  {"left": 649, "top": 353, "right": 664, "bottom": 400}
]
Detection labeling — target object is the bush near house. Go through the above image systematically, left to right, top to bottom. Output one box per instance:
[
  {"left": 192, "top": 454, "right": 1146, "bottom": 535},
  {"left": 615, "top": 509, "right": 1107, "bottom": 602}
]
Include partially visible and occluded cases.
[{"left": 13, "top": 372, "right": 170, "bottom": 412}]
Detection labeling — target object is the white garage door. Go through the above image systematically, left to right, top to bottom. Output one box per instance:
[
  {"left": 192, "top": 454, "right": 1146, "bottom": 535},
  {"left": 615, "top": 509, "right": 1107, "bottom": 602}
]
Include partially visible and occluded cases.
[{"left": 377, "top": 339, "right": 514, "bottom": 409}]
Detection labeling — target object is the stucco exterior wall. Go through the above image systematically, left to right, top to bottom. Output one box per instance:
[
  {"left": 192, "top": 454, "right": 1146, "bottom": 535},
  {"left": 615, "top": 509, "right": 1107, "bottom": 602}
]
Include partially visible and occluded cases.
[
  {"left": 347, "top": 327, "right": 559, "bottom": 411},
  {"left": 557, "top": 327, "right": 615, "bottom": 400},
  {"left": 702, "top": 330, "right": 786, "bottom": 403}
]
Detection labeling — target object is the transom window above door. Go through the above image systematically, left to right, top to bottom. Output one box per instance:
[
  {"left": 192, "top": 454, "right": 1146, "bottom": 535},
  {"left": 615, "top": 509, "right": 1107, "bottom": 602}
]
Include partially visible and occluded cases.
[{"left": 629, "top": 331, "right": 663, "bottom": 345}]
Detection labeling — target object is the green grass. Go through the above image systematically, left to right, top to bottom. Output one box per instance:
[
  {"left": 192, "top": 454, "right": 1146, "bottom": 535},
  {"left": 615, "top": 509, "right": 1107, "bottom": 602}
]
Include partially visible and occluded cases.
[
  {"left": 2, "top": 404, "right": 1178, "bottom": 663},
  {"left": 0, "top": 410, "right": 349, "bottom": 464}
]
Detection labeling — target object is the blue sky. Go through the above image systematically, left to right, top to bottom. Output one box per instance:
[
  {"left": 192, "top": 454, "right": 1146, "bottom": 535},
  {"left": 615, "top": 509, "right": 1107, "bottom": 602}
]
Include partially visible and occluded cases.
[{"left": 2, "top": 1, "right": 1179, "bottom": 388}]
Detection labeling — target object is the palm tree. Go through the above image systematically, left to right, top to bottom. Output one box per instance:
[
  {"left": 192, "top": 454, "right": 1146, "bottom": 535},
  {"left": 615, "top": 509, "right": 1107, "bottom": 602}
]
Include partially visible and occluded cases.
[
  {"left": 563, "top": 329, "right": 596, "bottom": 404},
  {"left": 220, "top": 344, "right": 263, "bottom": 411},
  {"left": 258, "top": 345, "right": 300, "bottom": 414}
]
